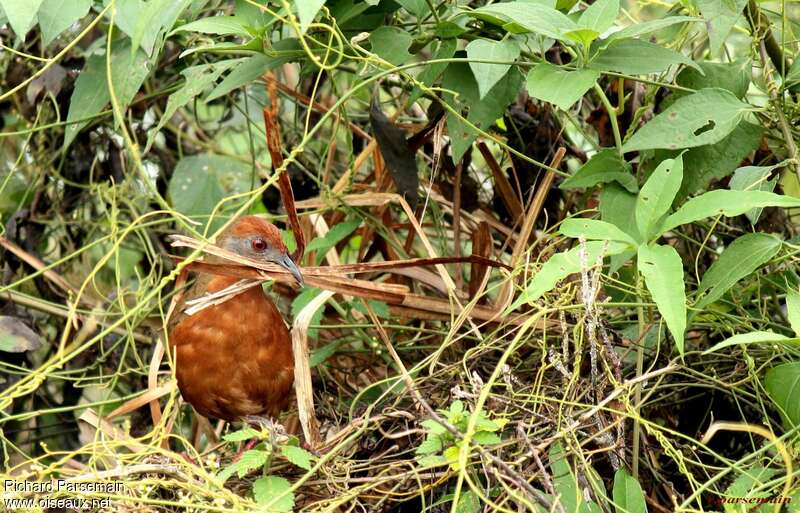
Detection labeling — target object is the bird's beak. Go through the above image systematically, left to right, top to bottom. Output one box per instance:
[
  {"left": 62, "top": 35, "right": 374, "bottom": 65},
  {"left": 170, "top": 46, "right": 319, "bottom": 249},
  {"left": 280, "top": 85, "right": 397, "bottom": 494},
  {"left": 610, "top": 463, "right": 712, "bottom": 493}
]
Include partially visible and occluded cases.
[{"left": 277, "top": 253, "right": 304, "bottom": 286}]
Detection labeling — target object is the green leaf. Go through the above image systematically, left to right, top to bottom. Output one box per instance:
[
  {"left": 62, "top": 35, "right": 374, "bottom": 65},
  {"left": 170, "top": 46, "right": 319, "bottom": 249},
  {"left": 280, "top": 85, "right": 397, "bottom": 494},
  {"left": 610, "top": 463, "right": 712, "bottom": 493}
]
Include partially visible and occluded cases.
[
  {"left": 0, "top": 0, "right": 43, "bottom": 40},
  {"left": 38, "top": 0, "right": 91, "bottom": 46},
  {"left": 124, "top": 0, "right": 190, "bottom": 56},
  {"left": 294, "top": 0, "right": 325, "bottom": 34},
  {"left": 396, "top": 0, "right": 428, "bottom": 16},
  {"left": 579, "top": 0, "right": 618, "bottom": 35},
  {"left": 695, "top": 0, "right": 747, "bottom": 56},
  {"left": 471, "top": 2, "right": 577, "bottom": 42},
  {"left": 606, "top": 15, "right": 699, "bottom": 42},
  {"left": 170, "top": 16, "right": 250, "bottom": 36},
  {"left": 369, "top": 26, "right": 413, "bottom": 65},
  {"left": 565, "top": 28, "right": 600, "bottom": 47},
  {"left": 410, "top": 38, "right": 457, "bottom": 103},
  {"left": 466, "top": 39, "right": 520, "bottom": 99},
  {"left": 590, "top": 39, "right": 700, "bottom": 75},
  {"left": 64, "top": 41, "right": 153, "bottom": 148},
  {"left": 207, "top": 41, "right": 302, "bottom": 101},
  {"left": 147, "top": 60, "right": 239, "bottom": 148},
  {"left": 676, "top": 61, "right": 750, "bottom": 99},
  {"left": 526, "top": 63, "right": 599, "bottom": 110},
  {"left": 622, "top": 88, "right": 750, "bottom": 152},
  {"left": 561, "top": 149, "right": 637, "bottom": 193},
  {"left": 166, "top": 154, "right": 252, "bottom": 230},
  {"left": 635, "top": 155, "right": 683, "bottom": 241},
  {"left": 728, "top": 164, "right": 778, "bottom": 224},
  {"left": 600, "top": 184, "right": 640, "bottom": 241},
  {"left": 660, "top": 190, "right": 800, "bottom": 233},
  {"left": 306, "top": 219, "right": 361, "bottom": 256},
  {"left": 559, "top": 219, "right": 638, "bottom": 246},
  {"left": 695, "top": 233, "right": 782, "bottom": 310},
  {"left": 509, "top": 241, "right": 630, "bottom": 309},
  {"left": 638, "top": 244, "right": 686, "bottom": 353},
  {"left": 786, "top": 288, "right": 800, "bottom": 336},
  {"left": 0, "top": 316, "right": 44, "bottom": 353},
  {"left": 703, "top": 331, "right": 796, "bottom": 355},
  {"left": 764, "top": 362, "right": 800, "bottom": 429},
  {"left": 420, "top": 419, "right": 448, "bottom": 435},
  {"left": 222, "top": 427, "right": 260, "bottom": 442},
  {"left": 472, "top": 431, "right": 502, "bottom": 445},
  {"left": 416, "top": 436, "right": 444, "bottom": 455},
  {"left": 549, "top": 443, "right": 581, "bottom": 513},
  {"left": 281, "top": 445, "right": 315, "bottom": 471},
  {"left": 216, "top": 449, "right": 269, "bottom": 482},
  {"left": 724, "top": 466, "right": 778, "bottom": 512},
  {"left": 612, "top": 468, "right": 647, "bottom": 513},
  {"left": 253, "top": 475, "right": 294, "bottom": 512},
  {"left": 455, "top": 490, "right": 481, "bottom": 513}
]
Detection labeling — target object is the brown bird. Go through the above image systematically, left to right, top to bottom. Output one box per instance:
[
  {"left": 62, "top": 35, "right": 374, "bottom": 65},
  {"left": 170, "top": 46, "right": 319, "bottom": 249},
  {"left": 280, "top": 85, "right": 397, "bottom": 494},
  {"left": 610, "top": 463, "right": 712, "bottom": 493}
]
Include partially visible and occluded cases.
[{"left": 168, "top": 216, "right": 303, "bottom": 422}]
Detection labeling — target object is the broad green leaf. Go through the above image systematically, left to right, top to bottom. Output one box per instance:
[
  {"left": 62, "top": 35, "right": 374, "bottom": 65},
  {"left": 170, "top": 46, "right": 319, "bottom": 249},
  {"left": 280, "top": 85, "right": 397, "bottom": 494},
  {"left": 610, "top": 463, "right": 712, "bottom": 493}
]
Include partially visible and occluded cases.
[
  {"left": 0, "top": 0, "right": 43, "bottom": 40},
  {"left": 38, "top": 0, "right": 91, "bottom": 46},
  {"left": 124, "top": 0, "right": 190, "bottom": 56},
  {"left": 294, "top": 0, "right": 325, "bottom": 34},
  {"left": 397, "top": 0, "right": 428, "bottom": 17},
  {"left": 579, "top": 0, "right": 618, "bottom": 35},
  {"left": 695, "top": 0, "right": 747, "bottom": 56},
  {"left": 471, "top": 2, "right": 577, "bottom": 42},
  {"left": 606, "top": 15, "right": 699, "bottom": 42},
  {"left": 170, "top": 16, "right": 250, "bottom": 36},
  {"left": 369, "top": 26, "right": 413, "bottom": 65},
  {"left": 565, "top": 28, "right": 600, "bottom": 47},
  {"left": 409, "top": 38, "right": 457, "bottom": 103},
  {"left": 466, "top": 38, "right": 520, "bottom": 99},
  {"left": 590, "top": 39, "right": 700, "bottom": 75},
  {"left": 64, "top": 41, "right": 152, "bottom": 147},
  {"left": 148, "top": 60, "right": 239, "bottom": 148},
  {"left": 676, "top": 61, "right": 750, "bottom": 99},
  {"left": 526, "top": 63, "right": 599, "bottom": 110},
  {"left": 623, "top": 88, "right": 750, "bottom": 152},
  {"left": 561, "top": 149, "right": 636, "bottom": 192},
  {"left": 167, "top": 154, "right": 252, "bottom": 230},
  {"left": 635, "top": 155, "right": 683, "bottom": 240},
  {"left": 728, "top": 164, "right": 778, "bottom": 224},
  {"left": 600, "top": 184, "right": 640, "bottom": 241},
  {"left": 660, "top": 190, "right": 800, "bottom": 233},
  {"left": 306, "top": 219, "right": 362, "bottom": 261},
  {"left": 559, "top": 219, "right": 637, "bottom": 246},
  {"left": 695, "top": 233, "right": 782, "bottom": 310},
  {"left": 509, "top": 241, "right": 629, "bottom": 310},
  {"left": 638, "top": 244, "right": 686, "bottom": 353},
  {"left": 786, "top": 288, "right": 800, "bottom": 336},
  {"left": 0, "top": 316, "right": 44, "bottom": 353},
  {"left": 703, "top": 331, "right": 796, "bottom": 355},
  {"left": 764, "top": 362, "right": 800, "bottom": 429},
  {"left": 222, "top": 427, "right": 260, "bottom": 442},
  {"left": 472, "top": 431, "right": 502, "bottom": 445},
  {"left": 416, "top": 436, "right": 444, "bottom": 455},
  {"left": 550, "top": 443, "right": 581, "bottom": 513},
  {"left": 281, "top": 445, "right": 314, "bottom": 471},
  {"left": 217, "top": 449, "right": 269, "bottom": 482},
  {"left": 723, "top": 466, "right": 778, "bottom": 513},
  {"left": 612, "top": 468, "right": 647, "bottom": 513},
  {"left": 254, "top": 475, "right": 294, "bottom": 512},
  {"left": 455, "top": 490, "right": 481, "bottom": 513}
]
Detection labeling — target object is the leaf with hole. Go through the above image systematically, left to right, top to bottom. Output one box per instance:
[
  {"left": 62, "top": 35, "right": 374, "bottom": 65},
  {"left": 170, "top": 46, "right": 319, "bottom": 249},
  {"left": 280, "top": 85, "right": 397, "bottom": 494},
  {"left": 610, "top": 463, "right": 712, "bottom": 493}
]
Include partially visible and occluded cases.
[
  {"left": 526, "top": 63, "right": 599, "bottom": 110},
  {"left": 622, "top": 88, "right": 751, "bottom": 152},
  {"left": 635, "top": 155, "right": 683, "bottom": 241},
  {"left": 695, "top": 233, "right": 782, "bottom": 310},
  {"left": 638, "top": 243, "right": 686, "bottom": 353},
  {"left": 764, "top": 362, "right": 800, "bottom": 429}
]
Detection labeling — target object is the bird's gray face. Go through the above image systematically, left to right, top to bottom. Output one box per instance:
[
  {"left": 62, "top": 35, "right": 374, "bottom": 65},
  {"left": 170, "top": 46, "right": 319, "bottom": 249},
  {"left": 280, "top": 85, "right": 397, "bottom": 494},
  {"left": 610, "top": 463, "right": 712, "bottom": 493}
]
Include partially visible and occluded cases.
[{"left": 221, "top": 235, "right": 304, "bottom": 286}]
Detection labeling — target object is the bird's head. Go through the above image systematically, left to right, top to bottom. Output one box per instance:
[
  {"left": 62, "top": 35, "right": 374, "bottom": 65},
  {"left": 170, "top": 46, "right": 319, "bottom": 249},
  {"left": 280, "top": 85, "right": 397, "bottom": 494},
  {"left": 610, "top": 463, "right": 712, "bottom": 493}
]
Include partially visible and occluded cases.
[{"left": 217, "top": 216, "right": 303, "bottom": 286}]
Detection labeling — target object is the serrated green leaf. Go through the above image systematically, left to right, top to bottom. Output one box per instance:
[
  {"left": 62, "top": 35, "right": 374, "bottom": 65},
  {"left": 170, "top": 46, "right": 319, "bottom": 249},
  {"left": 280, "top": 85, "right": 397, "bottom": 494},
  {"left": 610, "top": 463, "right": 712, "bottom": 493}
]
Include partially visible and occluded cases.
[
  {"left": 38, "top": 0, "right": 91, "bottom": 46},
  {"left": 590, "top": 38, "right": 700, "bottom": 75},
  {"left": 466, "top": 39, "right": 520, "bottom": 99},
  {"left": 526, "top": 63, "right": 599, "bottom": 110},
  {"left": 622, "top": 88, "right": 750, "bottom": 152},
  {"left": 561, "top": 149, "right": 637, "bottom": 193},
  {"left": 635, "top": 155, "right": 683, "bottom": 240},
  {"left": 660, "top": 190, "right": 800, "bottom": 233},
  {"left": 559, "top": 219, "right": 638, "bottom": 246},
  {"left": 695, "top": 233, "right": 782, "bottom": 310},
  {"left": 509, "top": 241, "right": 630, "bottom": 310},
  {"left": 638, "top": 243, "right": 686, "bottom": 353},
  {"left": 765, "top": 362, "right": 800, "bottom": 429},
  {"left": 421, "top": 419, "right": 448, "bottom": 435},
  {"left": 223, "top": 427, "right": 260, "bottom": 442},
  {"left": 472, "top": 431, "right": 502, "bottom": 445},
  {"left": 416, "top": 436, "right": 444, "bottom": 455},
  {"left": 281, "top": 445, "right": 315, "bottom": 471},
  {"left": 217, "top": 449, "right": 269, "bottom": 482},
  {"left": 417, "top": 454, "right": 448, "bottom": 467},
  {"left": 613, "top": 469, "right": 647, "bottom": 513},
  {"left": 254, "top": 475, "right": 294, "bottom": 512}
]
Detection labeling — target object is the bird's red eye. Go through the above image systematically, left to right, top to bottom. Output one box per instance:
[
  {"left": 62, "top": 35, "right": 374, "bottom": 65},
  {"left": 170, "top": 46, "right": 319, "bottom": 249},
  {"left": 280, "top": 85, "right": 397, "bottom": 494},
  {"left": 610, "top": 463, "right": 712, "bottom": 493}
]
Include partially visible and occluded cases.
[{"left": 251, "top": 238, "right": 268, "bottom": 251}]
